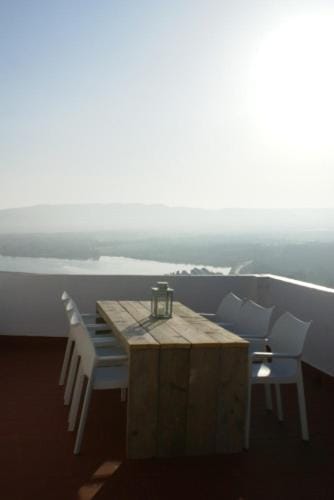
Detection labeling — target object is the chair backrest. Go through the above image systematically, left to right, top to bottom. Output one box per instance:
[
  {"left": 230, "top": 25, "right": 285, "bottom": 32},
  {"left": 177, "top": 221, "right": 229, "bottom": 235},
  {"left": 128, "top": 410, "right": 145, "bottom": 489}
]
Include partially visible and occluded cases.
[
  {"left": 61, "top": 291, "right": 71, "bottom": 304},
  {"left": 216, "top": 292, "right": 243, "bottom": 324},
  {"left": 64, "top": 298, "right": 81, "bottom": 320},
  {"left": 65, "top": 298, "right": 75, "bottom": 312},
  {"left": 236, "top": 299, "right": 274, "bottom": 337},
  {"left": 70, "top": 311, "right": 128, "bottom": 377},
  {"left": 269, "top": 312, "right": 312, "bottom": 357}
]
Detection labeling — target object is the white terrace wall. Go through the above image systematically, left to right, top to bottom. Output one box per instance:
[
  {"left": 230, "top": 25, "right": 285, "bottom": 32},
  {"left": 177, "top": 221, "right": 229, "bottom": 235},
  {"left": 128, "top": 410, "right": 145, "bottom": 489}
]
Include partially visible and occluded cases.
[
  {"left": 0, "top": 271, "right": 333, "bottom": 375},
  {"left": 0, "top": 271, "right": 259, "bottom": 337},
  {"left": 256, "top": 275, "right": 334, "bottom": 377}
]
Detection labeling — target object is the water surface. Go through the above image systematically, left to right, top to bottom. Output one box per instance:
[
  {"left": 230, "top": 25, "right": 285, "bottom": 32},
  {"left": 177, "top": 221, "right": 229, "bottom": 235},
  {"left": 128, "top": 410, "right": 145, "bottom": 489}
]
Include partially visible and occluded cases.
[{"left": 0, "top": 255, "right": 230, "bottom": 275}]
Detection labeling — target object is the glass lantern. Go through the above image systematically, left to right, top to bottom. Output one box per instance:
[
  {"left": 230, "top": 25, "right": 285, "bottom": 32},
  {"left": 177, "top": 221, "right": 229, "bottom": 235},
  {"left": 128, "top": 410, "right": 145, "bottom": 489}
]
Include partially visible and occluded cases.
[{"left": 151, "top": 281, "right": 174, "bottom": 319}]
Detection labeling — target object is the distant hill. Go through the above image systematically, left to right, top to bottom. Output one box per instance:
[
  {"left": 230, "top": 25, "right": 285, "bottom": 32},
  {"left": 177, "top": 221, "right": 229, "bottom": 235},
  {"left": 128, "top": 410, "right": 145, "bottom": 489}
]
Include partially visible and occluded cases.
[{"left": 0, "top": 203, "right": 333, "bottom": 235}]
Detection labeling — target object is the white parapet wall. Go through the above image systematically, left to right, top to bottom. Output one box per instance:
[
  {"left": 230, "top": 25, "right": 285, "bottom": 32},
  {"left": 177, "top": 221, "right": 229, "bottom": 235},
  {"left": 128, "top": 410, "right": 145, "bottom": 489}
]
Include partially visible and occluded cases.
[
  {"left": 0, "top": 271, "right": 333, "bottom": 375},
  {"left": 0, "top": 271, "right": 260, "bottom": 337},
  {"left": 256, "top": 275, "right": 334, "bottom": 377}
]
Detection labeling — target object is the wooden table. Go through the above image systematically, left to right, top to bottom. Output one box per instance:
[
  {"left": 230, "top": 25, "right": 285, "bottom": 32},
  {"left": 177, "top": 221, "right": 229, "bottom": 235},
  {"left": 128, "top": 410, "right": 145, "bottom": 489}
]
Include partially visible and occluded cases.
[{"left": 97, "top": 300, "right": 248, "bottom": 459}]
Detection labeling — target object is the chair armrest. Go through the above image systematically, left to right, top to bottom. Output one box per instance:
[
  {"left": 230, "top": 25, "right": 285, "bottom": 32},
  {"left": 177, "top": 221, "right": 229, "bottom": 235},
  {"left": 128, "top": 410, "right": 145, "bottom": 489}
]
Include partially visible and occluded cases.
[
  {"left": 199, "top": 313, "right": 216, "bottom": 318},
  {"left": 87, "top": 324, "right": 112, "bottom": 332},
  {"left": 88, "top": 324, "right": 114, "bottom": 338},
  {"left": 242, "top": 335, "right": 268, "bottom": 341},
  {"left": 93, "top": 337, "right": 118, "bottom": 346},
  {"left": 251, "top": 351, "right": 300, "bottom": 361}
]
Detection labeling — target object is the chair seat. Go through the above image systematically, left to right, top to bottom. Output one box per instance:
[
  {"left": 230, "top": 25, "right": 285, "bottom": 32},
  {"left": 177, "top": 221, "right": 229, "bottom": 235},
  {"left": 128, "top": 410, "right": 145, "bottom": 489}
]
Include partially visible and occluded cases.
[
  {"left": 92, "top": 337, "right": 119, "bottom": 348},
  {"left": 95, "top": 345, "right": 125, "bottom": 356},
  {"left": 251, "top": 359, "right": 298, "bottom": 384},
  {"left": 93, "top": 366, "right": 129, "bottom": 390}
]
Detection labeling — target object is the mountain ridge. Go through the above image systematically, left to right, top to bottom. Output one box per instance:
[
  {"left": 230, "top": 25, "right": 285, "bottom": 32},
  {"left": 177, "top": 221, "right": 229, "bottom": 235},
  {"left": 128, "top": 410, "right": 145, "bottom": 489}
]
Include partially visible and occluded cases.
[{"left": 0, "top": 203, "right": 333, "bottom": 234}]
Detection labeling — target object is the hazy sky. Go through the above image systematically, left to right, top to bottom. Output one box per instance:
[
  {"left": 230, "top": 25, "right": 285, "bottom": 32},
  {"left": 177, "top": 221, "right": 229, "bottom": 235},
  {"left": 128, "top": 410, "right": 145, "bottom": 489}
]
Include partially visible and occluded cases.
[{"left": 1, "top": 0, "right": 334, "bottom": 209}]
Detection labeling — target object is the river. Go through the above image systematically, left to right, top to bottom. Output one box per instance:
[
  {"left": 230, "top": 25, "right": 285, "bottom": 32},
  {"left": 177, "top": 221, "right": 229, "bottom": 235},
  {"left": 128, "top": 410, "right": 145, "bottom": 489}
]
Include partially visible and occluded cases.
[{"left": 0, "top": 255, "right": 231, "bottom": 275}]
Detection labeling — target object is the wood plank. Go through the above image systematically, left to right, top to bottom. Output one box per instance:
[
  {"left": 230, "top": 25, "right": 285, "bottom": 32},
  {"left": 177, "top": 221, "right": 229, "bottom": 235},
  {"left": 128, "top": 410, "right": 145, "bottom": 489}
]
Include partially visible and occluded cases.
[
  {"left": 121, "top": 300, "right": 153, "bottom": 323},
  {"left": 140, "top": 300, "right": 248, "bottom": 453},
  {"left": 144, "top": 300, "right": 245, "bottom": 346},
  {"left": 97, "top": 301, "right": 159, "bottom": 351},
  {"left": 98, "top": 301, "right": 161, "bottom": 458},
  {"left": 121, "top": 301, "right": 190, "bottom": 456},
  {"left": 122, "top": 301, "right": 190, "bottom": 349},
  {"left": 124, "top": 301, "right": 191, "bottom": 456},
  {"left": 140, "top": 301, "right": 219, "bottom": 347},
  {"left": 172, "top": 301, "right": 248, "bottom": 452},
  {"left": 172, "top": 302, "right": 202, "bottom": 318},
  {"left": 173, "top": 302, "right": 248, "bottom": 346},
  {"left": 166, "top": 315, "right": 220, "bottom": 347},
  {"left": 208, "top": 327, "right": 249, "bottom": 346},
  {"left": 215, "top": 345, "right": 249, "bottom": 453},
  {"left": 185, "top": 347, "right": 221, "bottom": 455},
  {"left": 127, "top": 348, "right": 160, "bottom": 458},
  {"left": 157, "top": 348, "right": 189, "bottom": 457}
]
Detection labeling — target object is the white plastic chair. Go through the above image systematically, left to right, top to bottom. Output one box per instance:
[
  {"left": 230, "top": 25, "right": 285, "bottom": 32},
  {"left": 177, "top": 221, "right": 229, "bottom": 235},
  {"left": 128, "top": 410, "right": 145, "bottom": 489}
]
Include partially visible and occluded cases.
[
  {"left": 200, "top": 292, "right": 244, "bottom": 329},
  {"left": 59, "top": 296, "right": 114, "bottom": 387},
  {"left": 61, "top": 300, "right": 118, "bottom": 404},
  {"left": 235, "top": 300, "right": 275, "bottom": 409},
  {"left": 236, "top": 300, "right": 275, "bottom": 349},
  {"left": 67, "top": 312, "right": 128, "bottom": 454},
  {"left": 245, "top": 312, "right": 312, "bottom": 449}
]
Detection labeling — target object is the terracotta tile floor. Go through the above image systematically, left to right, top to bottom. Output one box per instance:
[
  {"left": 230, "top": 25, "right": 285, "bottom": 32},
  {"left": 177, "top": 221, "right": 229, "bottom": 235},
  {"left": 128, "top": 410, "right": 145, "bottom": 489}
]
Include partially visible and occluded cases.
[{"left": 0, "top": 335, "right": 333, "bottom": 500}]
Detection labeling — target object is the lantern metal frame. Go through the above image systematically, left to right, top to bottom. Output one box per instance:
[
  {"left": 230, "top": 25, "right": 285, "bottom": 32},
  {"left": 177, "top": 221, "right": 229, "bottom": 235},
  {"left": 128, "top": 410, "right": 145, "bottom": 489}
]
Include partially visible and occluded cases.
[{"left": 151, "top": 281, "right": 174, "bottom": 319}]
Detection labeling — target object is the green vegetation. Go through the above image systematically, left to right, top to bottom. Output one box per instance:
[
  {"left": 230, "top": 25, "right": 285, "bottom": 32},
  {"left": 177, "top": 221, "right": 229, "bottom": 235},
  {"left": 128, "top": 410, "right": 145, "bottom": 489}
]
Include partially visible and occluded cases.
[
  {"left": 0, "top": 232, "right": 333, "bottom": 288},
  {"left": 0, "top": 233, "right": 99, "bottom": 260}
]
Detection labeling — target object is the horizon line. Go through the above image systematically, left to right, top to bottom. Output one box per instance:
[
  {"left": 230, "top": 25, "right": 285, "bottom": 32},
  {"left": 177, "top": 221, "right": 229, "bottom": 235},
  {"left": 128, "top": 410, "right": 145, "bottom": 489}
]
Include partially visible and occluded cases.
[{"left": 0, "top": 203, "right": 334, "bottom": 212}]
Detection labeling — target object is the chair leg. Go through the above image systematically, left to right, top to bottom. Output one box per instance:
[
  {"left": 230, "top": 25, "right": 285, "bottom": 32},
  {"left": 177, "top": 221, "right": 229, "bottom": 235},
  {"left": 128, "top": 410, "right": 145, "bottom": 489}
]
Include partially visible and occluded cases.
[
  {"left": 59, "top": 337, "right": 73, "bottom": 386},
  {"left": 64, "top": 348, "right": 79, "bottom": 406},
  {"left": 68, "top": 365, "right": 85, "bottom": 431},
  {"left": 296, "top": 369, "right": 309, "bottom": 441},
  {"left": 74, "top": 379, "right": 93, "bottom": 454},
  {"left": 265, "top": 384, "right": 272, "bottom": 411},
  {"left": 275, "top": 384, "right": 284, "bottom": 421}
]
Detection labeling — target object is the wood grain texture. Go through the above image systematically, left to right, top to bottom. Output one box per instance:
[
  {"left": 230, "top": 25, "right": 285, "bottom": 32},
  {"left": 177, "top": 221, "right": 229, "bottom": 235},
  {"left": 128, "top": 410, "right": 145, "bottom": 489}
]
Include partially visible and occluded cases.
[
  {"left": 97, "top": 300, "right": 248, "bottom": 457},
  {"left": 97, "top": 301, "right": 159, "bottom": 351},
  {"left": 123, "top": 301, "right": 190, "bottom": 349},
  {"left": 141, "top": 301, "right": 221, "bottom": 347},
  {"left": 127, "top": 302, "right": 190, "bottom": 456},
  {"left": 172, "top": 302, "right": 200, "bottom": 318},
  {"left": 173, "top": 302, "right": 248, "bottom": 346},
  {"left": 174, "top": 302, "right": 245, "bottom": 346},
  {"left": 215, "top": 345, "right": 249, "bottom": 453},
  {"left": 185, "top": 347, "right": 221, "bottom": 455},
  {"left": 127, "top": 348, "right": 159, "bottom": 458},
  {"left": 157, "top": 348, "right": 189, "bottom": 457}
]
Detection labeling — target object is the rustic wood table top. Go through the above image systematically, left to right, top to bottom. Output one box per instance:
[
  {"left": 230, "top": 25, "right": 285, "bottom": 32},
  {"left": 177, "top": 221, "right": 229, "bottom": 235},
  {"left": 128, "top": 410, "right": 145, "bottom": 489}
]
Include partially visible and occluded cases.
[{"left": 97, "top": 300, "right": 245, "bottom": 350}]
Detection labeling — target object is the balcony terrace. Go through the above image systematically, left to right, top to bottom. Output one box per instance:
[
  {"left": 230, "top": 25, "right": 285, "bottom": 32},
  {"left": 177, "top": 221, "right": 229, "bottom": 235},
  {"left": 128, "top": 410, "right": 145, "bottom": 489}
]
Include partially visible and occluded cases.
[{"left": 1, "top": 271, "right": 333, "bottom": 499}]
